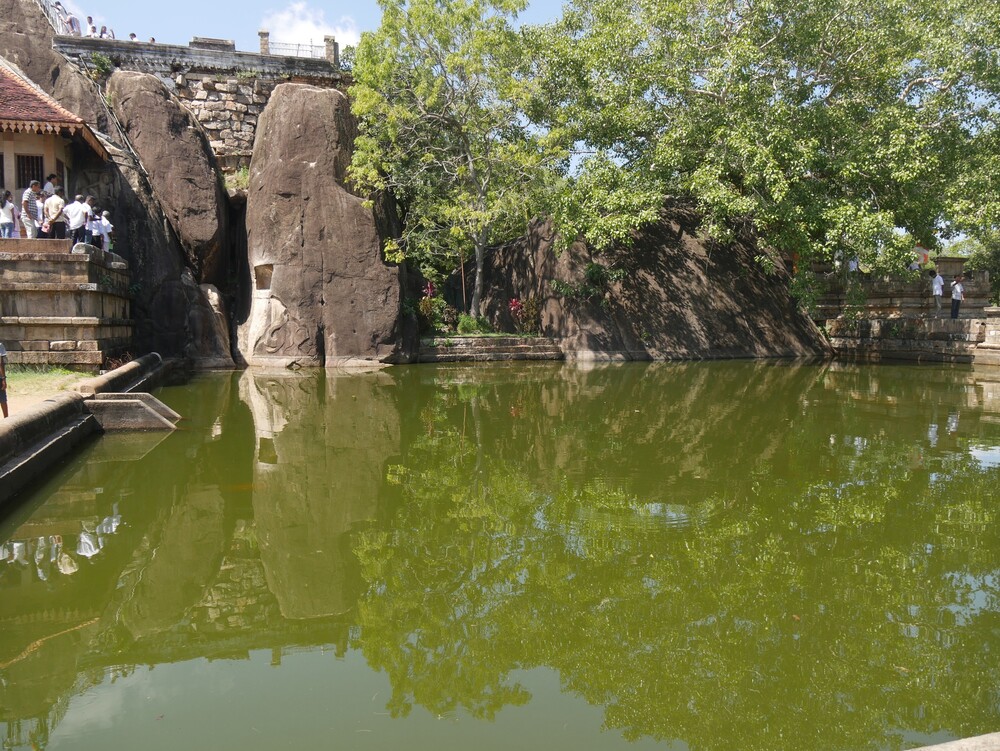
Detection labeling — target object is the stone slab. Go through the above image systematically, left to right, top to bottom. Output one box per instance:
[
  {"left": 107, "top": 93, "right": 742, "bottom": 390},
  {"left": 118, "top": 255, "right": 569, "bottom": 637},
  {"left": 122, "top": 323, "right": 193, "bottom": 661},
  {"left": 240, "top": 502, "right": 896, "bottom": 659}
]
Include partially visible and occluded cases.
[
  {"left": 7, "top": 351, "right": 103, "bottom": 366},
  {"left": 92, "top": 392, "right": 181, "bottom": 424},
  {"left": 85, "top": 398, "right": 177, "bottom": 431},
  {"left": 910, "top": 733, "right": 1000, "bottom": 751}
]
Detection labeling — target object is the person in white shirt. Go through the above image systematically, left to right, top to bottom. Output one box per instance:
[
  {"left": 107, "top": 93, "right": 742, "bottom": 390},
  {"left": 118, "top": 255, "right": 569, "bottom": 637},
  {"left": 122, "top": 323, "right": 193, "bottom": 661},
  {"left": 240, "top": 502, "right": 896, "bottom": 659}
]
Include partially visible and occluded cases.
[
  {"left": 42, "top": 173, "right": 60, "bottom": 196},
  {"left": 43, "top": 187, "right": 67, "bottom": 239},
  {"left": 0, "top": 191, "right": 16, "bottom": 238},
  {"left": 63, "top": 194, "right": 92, "bottom": 244},
  {"left": 87, "top": 208, "right": 104, "bottom": 248},
  {"left": 99, "top": 210, "right": 114, "bottom": 249},
  {"left": 930, "top": 269, "right": 944, "bottom": 316},
  {"left": 950, "top": 275, "right": 965, "bottom": 319}
]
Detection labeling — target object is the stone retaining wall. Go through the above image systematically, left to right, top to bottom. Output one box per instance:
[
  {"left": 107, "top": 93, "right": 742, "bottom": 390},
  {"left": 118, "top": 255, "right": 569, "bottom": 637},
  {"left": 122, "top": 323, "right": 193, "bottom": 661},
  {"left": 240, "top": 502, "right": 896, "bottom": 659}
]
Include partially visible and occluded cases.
[
  {"left": 54, "top": 36, "right": 347, "bottom": 171},
  {"left": 0, "top": 240, "right": 133, "bottom": 370},
  {"left": 814, "top": 270, "right": 991, "bottom": 321},
  {"left": 975, "top": 307, "right": 1000, "bottom": 367},
  {"left": 826, "top": 316, "right": 993, "bottom": 364}
]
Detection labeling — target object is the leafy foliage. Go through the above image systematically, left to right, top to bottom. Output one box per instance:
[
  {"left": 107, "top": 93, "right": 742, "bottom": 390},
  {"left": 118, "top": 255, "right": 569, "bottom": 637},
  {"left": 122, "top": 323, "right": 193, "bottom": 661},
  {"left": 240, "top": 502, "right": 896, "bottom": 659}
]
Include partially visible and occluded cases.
[
  {"left": 349, "top": 0, "right": 568, "bottom": 316},
  {"left": 525, "top": 0, "right": 1000, "bottom": 273},
  {"left": 959, "top": 232, "right": 1000, "bottom": 304},
  {"left": 351, "top": 362, "right": 1000, "bottom": 748}
]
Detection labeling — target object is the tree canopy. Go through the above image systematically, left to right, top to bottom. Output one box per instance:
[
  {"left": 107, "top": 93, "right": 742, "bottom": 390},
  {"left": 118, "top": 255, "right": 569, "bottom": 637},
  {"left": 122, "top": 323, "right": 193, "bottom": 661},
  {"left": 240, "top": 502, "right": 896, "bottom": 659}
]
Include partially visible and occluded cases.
[
  {"left": 349, "top": 0, "right": 565, "bottom": 316},
  {"left": 352, "top": 0, "right": 1000, "bottom": 290},
  {"left": 528, "top": 0, "right": 1000, "bottom": 270}
]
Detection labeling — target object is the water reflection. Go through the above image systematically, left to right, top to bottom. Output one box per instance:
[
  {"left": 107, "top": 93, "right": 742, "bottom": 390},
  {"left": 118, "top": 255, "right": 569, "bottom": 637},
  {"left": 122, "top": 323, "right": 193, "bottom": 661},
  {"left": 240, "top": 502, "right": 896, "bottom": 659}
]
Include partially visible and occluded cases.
[{"left": 1, "top": 362, "right": 999, "bottom": 750}]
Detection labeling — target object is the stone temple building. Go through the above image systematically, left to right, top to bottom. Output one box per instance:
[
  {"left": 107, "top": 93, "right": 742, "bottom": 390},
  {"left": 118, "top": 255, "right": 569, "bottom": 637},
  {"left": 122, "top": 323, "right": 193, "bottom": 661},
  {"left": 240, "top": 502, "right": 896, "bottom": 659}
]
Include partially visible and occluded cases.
[{"left": 0, "top": 56, "right": 131, "bottom": 371}]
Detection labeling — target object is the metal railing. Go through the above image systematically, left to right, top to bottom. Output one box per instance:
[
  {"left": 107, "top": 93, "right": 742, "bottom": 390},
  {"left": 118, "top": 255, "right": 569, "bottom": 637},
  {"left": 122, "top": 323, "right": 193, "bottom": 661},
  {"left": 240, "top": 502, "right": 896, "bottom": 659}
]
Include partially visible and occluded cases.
[{"left": 268, "top": 41, "right": 325, "bottom": 59}]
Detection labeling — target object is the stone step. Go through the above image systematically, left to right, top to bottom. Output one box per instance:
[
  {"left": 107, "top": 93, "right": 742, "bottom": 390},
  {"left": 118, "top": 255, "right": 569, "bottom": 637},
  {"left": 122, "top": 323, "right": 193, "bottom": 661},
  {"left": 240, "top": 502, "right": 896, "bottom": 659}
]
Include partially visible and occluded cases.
[
  {"left": 0, "top": 259, "right": 129, "bottom": 286},
  {"left": 0, "top": 283, "right": 130, "bottom": 318},
  {"left": 1, "top": 316, "right": 132, "bottom": 343},
  {"left": 418, "top": 336, "right": 564, "bottom": 363},
  {"left": 421, "top": 336, "right": 561, "bottom": 348},
  {"left": 419, "top": 343, "right": 564, "bottom": 355},
  {"left": 419, "top": 349, "right": 564, "bottom": 363},
  {"left": 6, "top": 350, "right": 104, "bottom": 366}
]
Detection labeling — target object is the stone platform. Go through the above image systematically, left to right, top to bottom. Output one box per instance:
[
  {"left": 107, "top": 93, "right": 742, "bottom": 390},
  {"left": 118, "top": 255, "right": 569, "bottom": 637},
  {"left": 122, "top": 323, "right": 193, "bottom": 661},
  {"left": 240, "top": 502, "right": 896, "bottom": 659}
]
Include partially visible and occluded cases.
[
  {"left": 0, "top": 239, "right": 133, "bottom": 371},
  {"left": 826, "top": 308, "right": 1000, "bottom": 366},
  {"left": 418, "top": 335, "right": 565, "bottom": 363}
]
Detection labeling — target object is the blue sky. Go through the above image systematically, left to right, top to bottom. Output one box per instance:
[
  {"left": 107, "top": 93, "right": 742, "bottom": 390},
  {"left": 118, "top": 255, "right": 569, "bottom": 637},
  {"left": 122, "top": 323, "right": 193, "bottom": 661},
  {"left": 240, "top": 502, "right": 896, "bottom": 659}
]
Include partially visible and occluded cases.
[{"left": 62, "top": 0, "right": 566, "bottom": 51}]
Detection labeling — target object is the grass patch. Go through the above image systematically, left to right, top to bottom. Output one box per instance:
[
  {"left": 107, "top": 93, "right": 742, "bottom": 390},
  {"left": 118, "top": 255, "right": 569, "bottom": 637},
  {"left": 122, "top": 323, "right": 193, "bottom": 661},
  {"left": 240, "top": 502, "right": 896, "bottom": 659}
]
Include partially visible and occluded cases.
[
  {"left": 224, "top": 166, "right": 250, "bottom": 191},
  {"left": 6, "top": 365, "right": 81, "bottom": 394}
]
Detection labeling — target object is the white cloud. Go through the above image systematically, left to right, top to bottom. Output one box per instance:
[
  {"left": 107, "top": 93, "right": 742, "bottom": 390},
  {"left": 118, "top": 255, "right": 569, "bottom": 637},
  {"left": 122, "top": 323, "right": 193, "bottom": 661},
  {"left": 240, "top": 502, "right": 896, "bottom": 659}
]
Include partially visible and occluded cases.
[{"left": 260, "top": 2, "right": 360, "bottom": 49}]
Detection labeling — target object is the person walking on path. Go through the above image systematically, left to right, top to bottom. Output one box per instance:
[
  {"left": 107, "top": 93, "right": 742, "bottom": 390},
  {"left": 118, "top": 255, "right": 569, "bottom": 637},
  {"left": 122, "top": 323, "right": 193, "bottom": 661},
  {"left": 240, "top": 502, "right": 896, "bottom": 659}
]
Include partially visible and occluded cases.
[
  {"left": 20, "top": 181, "right": 42, "bottom": 239},
  {"left": 930, "top": 269, "right": 944, "bottom": 316},
  {"left": 950, "top": 275, "right": 965, "bottom": 319}
]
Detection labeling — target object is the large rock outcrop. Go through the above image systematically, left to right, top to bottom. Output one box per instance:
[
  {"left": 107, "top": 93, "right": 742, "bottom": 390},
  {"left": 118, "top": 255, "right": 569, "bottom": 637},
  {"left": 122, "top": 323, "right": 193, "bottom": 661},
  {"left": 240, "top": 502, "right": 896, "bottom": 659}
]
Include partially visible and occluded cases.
[
  {"left": 106, "top": 71, "right": 229, "bottom": 285},
  {"left": 238, "top": 83, "right": 404, "bottom": 367},
  {"left": 72, "top": 143, "right": 234, "bottom": 366},
  {"left": 470, "top": 203, "right": 828, "bottom": 360}
]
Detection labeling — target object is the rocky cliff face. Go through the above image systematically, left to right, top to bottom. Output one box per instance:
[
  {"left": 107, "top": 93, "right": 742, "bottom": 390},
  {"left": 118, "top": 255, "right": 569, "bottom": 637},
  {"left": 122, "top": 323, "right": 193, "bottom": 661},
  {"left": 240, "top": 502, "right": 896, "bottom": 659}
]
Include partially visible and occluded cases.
[
  {"left": 238, "top": 83, "right": 405, "bottom": 367},
  {"left": 72, "top": 142, "right": 234, "bottom": 365},
  {"left": 470, "top": 203, "right": 828, "bottom": 360}
]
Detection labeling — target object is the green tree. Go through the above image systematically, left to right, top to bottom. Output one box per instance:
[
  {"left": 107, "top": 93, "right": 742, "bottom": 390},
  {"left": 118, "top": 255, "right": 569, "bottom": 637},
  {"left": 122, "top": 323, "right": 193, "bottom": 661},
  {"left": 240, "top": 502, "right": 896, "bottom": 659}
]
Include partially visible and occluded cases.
[
  {"left": 349, "top": 0, "right": 565, "bottom": 316},
  {"left": 526, "top": 0, "right": 1000, "bottom": 275},
  {"left": 957, "top": 231, "right": 1000, "bottom": 304}
]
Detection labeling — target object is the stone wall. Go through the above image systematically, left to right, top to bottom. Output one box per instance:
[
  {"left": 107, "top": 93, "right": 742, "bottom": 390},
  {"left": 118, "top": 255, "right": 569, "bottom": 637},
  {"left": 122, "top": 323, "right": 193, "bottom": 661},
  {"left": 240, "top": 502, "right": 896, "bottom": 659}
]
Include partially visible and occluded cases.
[
  {"left": 54, "top": 36, "right": 346, "bottom": 172},
  {"left": 0, "top": 240, "right": 133, "bottom": 370},
  {"left": 813, "top": 270, "right": 992, "bottom": 321},
  {"left": 976, "top": 307, "right": 1000, "bottom": 367},
  {"left": 825, "top": 317, "right": 987, "bottom": 364}
]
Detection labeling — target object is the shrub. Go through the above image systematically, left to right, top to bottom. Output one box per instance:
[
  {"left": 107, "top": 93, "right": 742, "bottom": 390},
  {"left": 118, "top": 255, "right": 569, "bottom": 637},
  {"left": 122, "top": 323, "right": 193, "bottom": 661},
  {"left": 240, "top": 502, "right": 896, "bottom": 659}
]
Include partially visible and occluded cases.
[
  {"left": 416, "top": 295, "right": 459, "bottom": 333},
  {"left": 509, "top": 297, "right": 540, "bottom": 334},
  {"left": 457, "top": 314, "right": 492, "bottom": 334}
]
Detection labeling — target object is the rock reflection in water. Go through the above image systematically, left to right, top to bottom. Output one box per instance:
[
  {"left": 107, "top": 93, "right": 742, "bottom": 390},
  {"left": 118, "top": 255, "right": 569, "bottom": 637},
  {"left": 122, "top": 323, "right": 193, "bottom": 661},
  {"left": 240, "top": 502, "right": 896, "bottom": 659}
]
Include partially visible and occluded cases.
[{"left": 240, "top": 369, "right": 398, "bottom": 619}]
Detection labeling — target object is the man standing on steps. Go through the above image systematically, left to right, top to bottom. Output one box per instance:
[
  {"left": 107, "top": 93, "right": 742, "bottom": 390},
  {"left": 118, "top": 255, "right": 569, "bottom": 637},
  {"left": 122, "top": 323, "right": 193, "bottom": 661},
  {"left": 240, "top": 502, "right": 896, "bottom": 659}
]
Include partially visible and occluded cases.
[
  {"left": 20, "top": 181, "right": 41, "bottom": 239},
  {"left": 44, "top": 187, "right": 67, "bottom": 239},
  {"left": 64, "top": 194, "right": 92, "bottom": 245},
  {"left": 930, "top": 269, "right": 944, "bottom": 316},
  {"left": 950, "top": 275, "right": 965, "bottom": 320}
]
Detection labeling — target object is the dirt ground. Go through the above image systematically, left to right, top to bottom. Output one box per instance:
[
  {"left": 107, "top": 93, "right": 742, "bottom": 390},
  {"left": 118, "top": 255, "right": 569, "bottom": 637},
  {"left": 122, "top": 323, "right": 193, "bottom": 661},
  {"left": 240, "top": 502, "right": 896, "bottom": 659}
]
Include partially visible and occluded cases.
[{"left": 2, "top": 371, "right": 85, "bottom": 419}]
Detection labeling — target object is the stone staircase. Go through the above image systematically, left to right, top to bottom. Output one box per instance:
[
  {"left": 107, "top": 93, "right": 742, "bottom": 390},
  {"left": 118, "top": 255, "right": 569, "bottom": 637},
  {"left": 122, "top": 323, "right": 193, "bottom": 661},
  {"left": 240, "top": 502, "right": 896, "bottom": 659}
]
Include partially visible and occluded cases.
[
  {"left": 0, "top": 239, "right": 133, "bottom": 370},
  {"left": 418, "top": 335, "right": 564, "bottom": 363}
]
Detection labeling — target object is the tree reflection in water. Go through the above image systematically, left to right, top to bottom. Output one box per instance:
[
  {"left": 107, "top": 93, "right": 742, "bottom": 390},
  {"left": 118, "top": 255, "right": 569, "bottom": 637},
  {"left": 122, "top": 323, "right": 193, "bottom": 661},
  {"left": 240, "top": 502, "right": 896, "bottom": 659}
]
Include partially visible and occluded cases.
[{"left": 0, "top": 361, "right": 998, "bottom": 751}]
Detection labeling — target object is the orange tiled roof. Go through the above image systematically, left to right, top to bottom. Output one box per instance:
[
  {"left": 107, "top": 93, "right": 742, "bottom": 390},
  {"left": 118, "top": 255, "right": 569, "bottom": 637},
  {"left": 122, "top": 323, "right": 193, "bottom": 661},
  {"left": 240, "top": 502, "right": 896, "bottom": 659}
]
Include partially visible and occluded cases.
[{"left": 0, "top": 57, "right": 107, "bottom": 158}]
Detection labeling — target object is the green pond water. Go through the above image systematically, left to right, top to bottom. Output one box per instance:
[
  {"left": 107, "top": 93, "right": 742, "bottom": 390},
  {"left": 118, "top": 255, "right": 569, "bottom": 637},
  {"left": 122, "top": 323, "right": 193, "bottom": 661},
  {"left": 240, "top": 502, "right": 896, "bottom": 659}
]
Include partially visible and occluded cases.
[{"left": 2, "top": 361, "right": 1000, "bottom": 751}]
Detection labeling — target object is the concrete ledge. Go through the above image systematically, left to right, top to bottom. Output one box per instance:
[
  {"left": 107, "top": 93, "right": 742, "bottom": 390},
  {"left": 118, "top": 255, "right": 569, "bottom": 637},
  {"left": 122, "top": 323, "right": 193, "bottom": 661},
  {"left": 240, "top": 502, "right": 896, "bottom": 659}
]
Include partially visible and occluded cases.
[
  {"left": 72, "top": 353, "right": 164, "bottom": 395},
  {"left": 88, "top": 392, "right": 181, "bottom": 430},
  {"left": 0, "top": 393, "right": 88, "bottom": 467},
  {"left": 0, "top": 394, "right": 99, "bottom": 506},
  {"left": 86, "top": 397, "right": 177, "bottom": 431},
  {"left": 911, "top": 732, "right": 1000, "bottom": 751}
]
